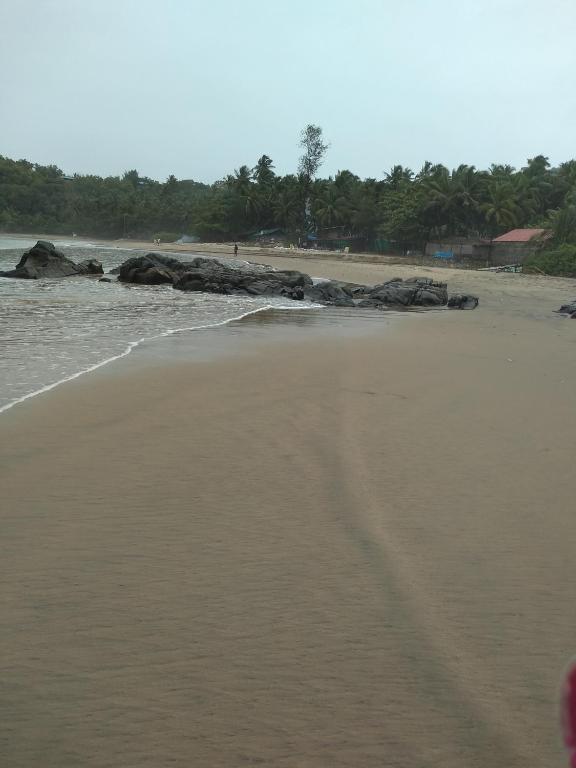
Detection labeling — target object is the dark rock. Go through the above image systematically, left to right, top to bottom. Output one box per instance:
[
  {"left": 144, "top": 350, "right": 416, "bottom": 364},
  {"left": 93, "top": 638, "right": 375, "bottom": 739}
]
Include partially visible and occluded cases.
[
  {"left": 0, "top": 240, "right": 82, "bottom": 279},
  {"left": 0, "top": 241, "right": 106, "bottom": 280},
  {"left": 118, "top": 254, "right": 178, "bottom": 283},
  {"left": 115, "top": 255, "right": 476, "bottom": 311},
  {"left": 77, "top": 258, "right": 104, "bottom": 275},
  {"left": 134, "top": 266, "right": 174, "bottom": 285},
  {"left": 174, "top": 266, "right": 307, "bottom": 300},
  {"left": 268, "top": 269, "right": 313, "bottom": 289},
  {"left": 404, "top": 276, "right": 434, "bottom": 285},
  {"left": 99, "top": 277, "right": 113, "bottom": 283},
  {"left": 356, "top": 278, "right": 448, "bottom": 308},
  {"left": 242, "top": 279, "right": 304, "bottom": 300},
  {"left": 304, "top": 280, "right": 355, "bottom": 307},
  {"left": 413, "top": 282, "right": 448, "bottom": 306},
  {"left": 366, "top": 284, "right": 419, "bottom": 306},
  {"left": 416, "top": 289, "right": 445, "bottom": 306},
  {"left": 447, "top": 294, "right": 480, "bottom": 310},
  {"left": 557, "top": 301, "right": 576, "bottom": 314}
]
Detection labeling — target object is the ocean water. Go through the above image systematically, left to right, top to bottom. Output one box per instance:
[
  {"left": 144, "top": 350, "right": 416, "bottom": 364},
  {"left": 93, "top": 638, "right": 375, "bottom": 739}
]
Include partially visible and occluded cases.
[{"left": 0, "top": 237, "right": 316, "bottom": 413}]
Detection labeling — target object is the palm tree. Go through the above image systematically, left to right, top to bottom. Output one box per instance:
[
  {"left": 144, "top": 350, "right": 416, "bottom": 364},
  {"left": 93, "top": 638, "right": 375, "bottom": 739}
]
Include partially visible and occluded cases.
[
  {"left": 253, "top": 155, "right": 275, "bottom": 187},
  {"left": 452, "top": 164, "right": 486, "bottom": 231},
  {"left": 489, "top": 164, "right": 515, "bottom": 178},
  {"left": 231, "top": 165, "right": 252, "bottom": 191},
  {"left": 384, "top": 165, "right": 413, "bottom": 189},
  {"left": 423, "top": 165, "right": 485, "bottom": 235},
  {"left": 423, "top": 167, "right": 456, "bottom": 234},
  {"left": 334, "top": 169, "right": 359, "bottom": 194},
  {"left": 511, "top": 174, "right": 537, "bottom": 224},
  {"left": 273, "top": 184, "right": 305, "bottom": 232},
  {"left": 482, "top": 184, "right": 521, "bottom": 232},
  {"left": 312, "top": 185, "right": 348, "bottom": 228},
  {"left": 349, "top": 186, "right": 380, "bottom": 237},
  {"left": 551, "top": 204, "right": 576, "bottom": 244}
]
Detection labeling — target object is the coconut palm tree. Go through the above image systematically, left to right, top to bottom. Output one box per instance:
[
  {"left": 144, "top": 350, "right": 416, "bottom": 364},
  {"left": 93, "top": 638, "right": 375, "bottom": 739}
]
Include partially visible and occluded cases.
[
  {"left": 253, "top": 155, "right": 275, "bottom": 187},
  {"left": 384, "top": 165, "right": 413, "bottom": 189},
  {"left": 482, "top": 183, "right": 521, "bottom": 232},
  {"left": 312, "top": 184, "right": 348, "bottom": 228},
  {"left": 551, "top": 204, "right": 576, "bottom": 244}
]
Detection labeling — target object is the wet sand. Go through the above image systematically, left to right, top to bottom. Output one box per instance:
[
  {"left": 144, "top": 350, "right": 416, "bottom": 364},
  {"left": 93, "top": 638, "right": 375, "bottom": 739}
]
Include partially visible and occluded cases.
[{"left": 1, "top": 262, "right": 576, "bottom": 767}]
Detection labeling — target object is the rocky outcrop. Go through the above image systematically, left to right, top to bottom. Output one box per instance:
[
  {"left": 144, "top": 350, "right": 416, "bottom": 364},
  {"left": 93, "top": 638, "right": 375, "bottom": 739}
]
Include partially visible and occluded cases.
[
  {"left": 0, "top": 241, "right": 103, "bottom": 279},
  {"left": 2, "top": 244, "right": 479, "bottom": 311},
  {"left": 114, "top": 252, "right": 478, "bottom": 310},
  {"left": 117, "top": 253, "right": 199, "bottom": 282},
  {"left": 119, "top": 253, "right": 312, "bottom": 300},
  {"left": 356, "top": 277, "right": 448, "bottom": 308},
  {"left": 305, "top": 280, "right": 355, "bottom": 307}
]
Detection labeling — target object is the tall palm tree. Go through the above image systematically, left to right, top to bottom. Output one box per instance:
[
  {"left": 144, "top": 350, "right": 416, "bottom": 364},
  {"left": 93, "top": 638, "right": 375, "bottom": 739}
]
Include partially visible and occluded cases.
[
  {"left": 253, "top": 155, "right": 275, "bottom": 187},
  {"left": 489, "top": 164, "right": 515, "bottom": 178},
  {"left": 232, "top": 165, "right": 252, "bottom": 191},
  {"left": 384, "top": 165, "right": 413, "bottom": 189},
  {"left": 423, "top": 168, "right": 456, "bottom": 234},
  {"left": 482, "top": 183, "right": 521, "bottom": 231},
  {"left": 312, "top": 185, "right": 348, "bottom": 228}
]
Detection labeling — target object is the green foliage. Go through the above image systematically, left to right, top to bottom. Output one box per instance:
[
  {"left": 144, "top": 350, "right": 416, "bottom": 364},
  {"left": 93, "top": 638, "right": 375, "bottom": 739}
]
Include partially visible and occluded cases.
[
  {"left": 298, "top": 124, "right": 329, "bottom": 181},
  {"left": 2, "top": 130, "right": 576, "bottom": 253},
  {"left": 551, "top": 205, "right": 576, "bottom": 245},
  {"left": 524, "top": 244, "right": 576, "bottom": 276}
]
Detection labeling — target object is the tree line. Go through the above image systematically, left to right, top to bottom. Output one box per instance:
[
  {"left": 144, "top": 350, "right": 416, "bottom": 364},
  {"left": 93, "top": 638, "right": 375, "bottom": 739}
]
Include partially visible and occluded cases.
[{"left": 1, "top": 126, "right": 576, "bottom": 261}]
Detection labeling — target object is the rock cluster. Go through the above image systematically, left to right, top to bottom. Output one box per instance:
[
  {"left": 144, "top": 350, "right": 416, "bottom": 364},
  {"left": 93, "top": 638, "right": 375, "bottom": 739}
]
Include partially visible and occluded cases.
[
  {"left": 1, "top": 244, "right": 480, "bottom": 310},
  {"left": 116, "top": 253, "right": 477, "bottom": 310}
]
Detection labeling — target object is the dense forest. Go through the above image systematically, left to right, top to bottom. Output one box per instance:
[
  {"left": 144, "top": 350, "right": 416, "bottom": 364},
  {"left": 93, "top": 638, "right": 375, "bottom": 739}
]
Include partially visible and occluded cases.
[{"left": 2, "top": 126, "right": 576, "bottom": 269}]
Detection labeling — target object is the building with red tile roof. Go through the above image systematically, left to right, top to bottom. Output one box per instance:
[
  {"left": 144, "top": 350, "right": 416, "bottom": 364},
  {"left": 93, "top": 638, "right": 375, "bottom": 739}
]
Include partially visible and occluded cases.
[{"left": 492, "top": 228, "right": 550, "bottom": 243}]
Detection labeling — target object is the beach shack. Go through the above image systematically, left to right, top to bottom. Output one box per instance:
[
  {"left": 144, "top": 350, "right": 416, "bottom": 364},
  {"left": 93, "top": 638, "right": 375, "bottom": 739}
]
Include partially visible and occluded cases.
[{"left": 489, "top": 228, "right": 552, "bottom": 264}]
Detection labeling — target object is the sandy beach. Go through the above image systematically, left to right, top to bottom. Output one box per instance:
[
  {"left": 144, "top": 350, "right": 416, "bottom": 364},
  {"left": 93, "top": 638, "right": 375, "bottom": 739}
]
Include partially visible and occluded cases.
[{"left": 2, "top": 256, "right": 576, "bottom": 767}]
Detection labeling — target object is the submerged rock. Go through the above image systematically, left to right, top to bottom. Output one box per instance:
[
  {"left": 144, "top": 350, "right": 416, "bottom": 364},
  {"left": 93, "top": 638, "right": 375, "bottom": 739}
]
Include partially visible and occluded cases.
[
  {"left": 0, "top": 240, "right": 103, "bottom": 279},
  {"left": 77, "top": 258, "right": 104, "bottom": 275}
]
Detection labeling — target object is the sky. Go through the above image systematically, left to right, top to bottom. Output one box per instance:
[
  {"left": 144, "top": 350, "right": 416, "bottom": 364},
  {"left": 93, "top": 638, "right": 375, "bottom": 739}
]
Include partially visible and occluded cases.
[{"left": 1, "top": 0, "right": 575, "bottom": 183}]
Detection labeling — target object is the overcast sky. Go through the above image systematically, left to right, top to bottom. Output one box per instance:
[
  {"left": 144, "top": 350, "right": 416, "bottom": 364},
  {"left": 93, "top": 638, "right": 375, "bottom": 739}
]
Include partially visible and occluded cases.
[{"left": 1, "top": 0, "right": 575, "bottom": 183}]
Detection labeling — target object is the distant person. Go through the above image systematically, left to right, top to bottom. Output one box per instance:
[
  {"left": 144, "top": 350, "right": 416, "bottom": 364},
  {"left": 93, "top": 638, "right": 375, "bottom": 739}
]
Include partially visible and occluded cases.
[{"left": 234, "top": 242, "right": 238, "bottom": 257}]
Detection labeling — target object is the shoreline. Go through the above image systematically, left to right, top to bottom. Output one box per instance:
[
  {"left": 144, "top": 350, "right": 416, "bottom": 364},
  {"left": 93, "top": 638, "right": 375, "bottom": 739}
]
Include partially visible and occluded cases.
[
  {"left": 1, "top": 230, "right": 404, "bottom": 264},
  {"left": 2, "top": 233, "right": 576, "bottom": 416},
  {"left": 0, "top": 303, "right": 322, "bottom": 416}
]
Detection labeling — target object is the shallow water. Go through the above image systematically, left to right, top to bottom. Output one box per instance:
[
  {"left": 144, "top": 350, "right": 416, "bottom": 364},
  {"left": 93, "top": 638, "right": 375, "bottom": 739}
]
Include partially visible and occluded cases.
[{"left": 0, "top": 238, "right": 316, "bottom": 412}]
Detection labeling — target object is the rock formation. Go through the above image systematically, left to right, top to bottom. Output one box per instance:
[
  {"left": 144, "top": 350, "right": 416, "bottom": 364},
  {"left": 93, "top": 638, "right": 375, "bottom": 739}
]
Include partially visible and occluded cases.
[{"left": 0, "top": 241, "right": 103, "bottom": 279}]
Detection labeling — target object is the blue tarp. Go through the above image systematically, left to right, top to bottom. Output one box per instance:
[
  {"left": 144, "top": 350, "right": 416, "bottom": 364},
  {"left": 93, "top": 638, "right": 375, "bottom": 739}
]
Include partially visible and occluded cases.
[{"left": 433, "top": 250, "right": 454, "bottom": 260}]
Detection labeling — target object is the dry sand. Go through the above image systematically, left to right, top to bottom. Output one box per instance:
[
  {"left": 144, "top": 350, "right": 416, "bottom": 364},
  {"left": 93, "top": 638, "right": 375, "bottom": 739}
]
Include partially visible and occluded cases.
[{"left": 2, "top": 258, "right": 576, "bottom": 767}]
